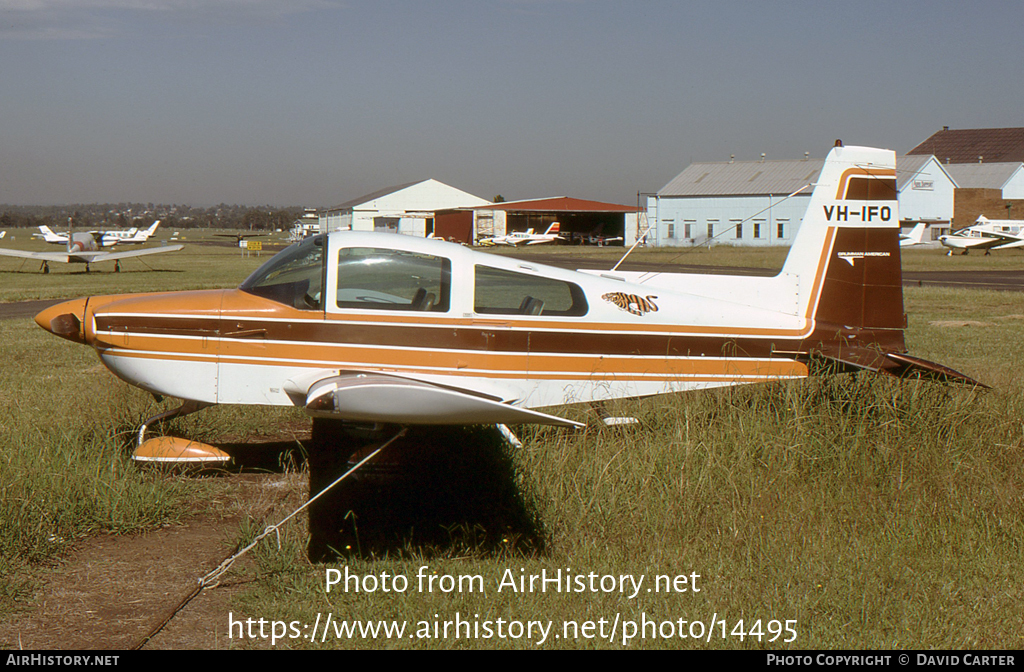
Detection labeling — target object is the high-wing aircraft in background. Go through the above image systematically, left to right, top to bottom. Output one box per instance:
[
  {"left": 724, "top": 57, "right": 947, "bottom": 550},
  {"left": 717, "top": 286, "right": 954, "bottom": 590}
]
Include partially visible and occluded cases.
[
  {"left": 34, "top": 144, "right": 982, "bottom": 552},
  {"left": 939, "top": 215, "right": 1024, "bottom": 255},
  {"left": 35, "top": 221, "right": 162, "bottom": 248},
  {"left": 98, "top": 221, "right": 162, "bottom": 246},
  {"left": 478, "top": 222, "right": 564, "bottom": 246},
  {"left": 899, "top": 222, "right": 928, "bottom": 247},
  {"left": 0, "top": 230, "right": 183, "bottom": 273}
]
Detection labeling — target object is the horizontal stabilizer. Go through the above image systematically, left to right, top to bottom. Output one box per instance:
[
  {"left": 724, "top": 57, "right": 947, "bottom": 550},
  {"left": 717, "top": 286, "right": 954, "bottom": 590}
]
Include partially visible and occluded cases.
[
  {"left": 810, "top": 349, "right": 986, "bottom": 388},
  {"left": 882, "top": 352, "right": 988, "bottom": 388},
  {"left": 305, "top": 372, "right": 584, "bottom": 427}
]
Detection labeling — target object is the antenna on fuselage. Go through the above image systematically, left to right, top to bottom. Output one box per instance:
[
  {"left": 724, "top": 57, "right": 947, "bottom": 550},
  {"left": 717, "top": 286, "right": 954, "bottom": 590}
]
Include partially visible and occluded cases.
[{"left": 610, "top": 226, "right": 652, "bottom": 272}]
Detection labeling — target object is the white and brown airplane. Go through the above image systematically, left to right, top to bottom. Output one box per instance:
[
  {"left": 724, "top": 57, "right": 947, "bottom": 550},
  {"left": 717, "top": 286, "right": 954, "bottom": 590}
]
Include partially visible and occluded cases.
[
  {"left": 34, "top": 144, "right": 980, "bottom": 467},
  {"left": 938, "top": 215, "right": 1024, "bottom": 255},
  {"left": 0, "top": 229, "right": 183, "bottom": 273}
]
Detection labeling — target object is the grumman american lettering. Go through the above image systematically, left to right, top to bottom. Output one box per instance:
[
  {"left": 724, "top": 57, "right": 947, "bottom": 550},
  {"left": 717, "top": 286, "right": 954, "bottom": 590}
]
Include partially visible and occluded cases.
[{"left": 33, "top": 144, "right": 982, "bottom": 549}]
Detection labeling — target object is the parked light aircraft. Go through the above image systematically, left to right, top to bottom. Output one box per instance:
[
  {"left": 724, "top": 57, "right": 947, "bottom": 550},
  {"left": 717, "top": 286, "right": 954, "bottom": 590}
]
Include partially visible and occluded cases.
[
  {"left": 34, "top": 143, "right": 985, "bottom": 554},
  {"left": 35, "top": 143, "right": 981, "bottom": 455},
  {"left": 939, "top": 215, "right": 1024, "bottom": 255},
  {"left": 36, "top": 221, "right": 162, "bottom": 248},
  {"left": 99, "top": 221, "right": 162, "bottom": 246},
  {"left": 479, "top": 222, "right": 564, "bottom": 246},
  {"left": 899, "top": 222, "right": 928, "bottom": 247},
  {"left": 0, "top": 230, "right": 183, "bottom": 272}
]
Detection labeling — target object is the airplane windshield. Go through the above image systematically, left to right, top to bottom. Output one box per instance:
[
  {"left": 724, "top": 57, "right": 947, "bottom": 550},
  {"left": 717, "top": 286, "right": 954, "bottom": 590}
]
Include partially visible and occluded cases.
[{"left": 239, "top": 235, "right": 325, "bottom": 310}]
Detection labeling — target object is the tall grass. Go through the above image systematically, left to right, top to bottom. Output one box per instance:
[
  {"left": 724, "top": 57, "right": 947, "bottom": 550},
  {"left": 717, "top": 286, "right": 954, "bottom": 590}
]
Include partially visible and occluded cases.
[
  {"left": 227, "top": 286, "right": 1024, "bottom": 649},
  {"left": 0, "top": 322, "right": 202, "bottom": 613},
  {"left": 225, "top": 374, "right": 1023, "bottom": 649}
]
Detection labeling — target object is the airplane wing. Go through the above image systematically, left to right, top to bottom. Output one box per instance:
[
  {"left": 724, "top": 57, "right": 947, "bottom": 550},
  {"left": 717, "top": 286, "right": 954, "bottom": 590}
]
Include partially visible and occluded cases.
[
  {"left": 75, "top": 244, "right": 184, "bottom": 262},
  {"left": 0, "top": 245, "right": 183, "bottom": 264},
  {"left": 0, "top": 248, "right": 78, "bottom": 262},
  {"left": 296, "top": 371, "right": 584, "bottom": 427}
]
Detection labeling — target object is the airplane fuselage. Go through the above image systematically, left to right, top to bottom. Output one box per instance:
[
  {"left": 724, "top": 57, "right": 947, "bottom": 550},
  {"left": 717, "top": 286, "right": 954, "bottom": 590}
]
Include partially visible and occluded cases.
[{"left": 40, "top": 233, "right": 839, "bottom": 414}]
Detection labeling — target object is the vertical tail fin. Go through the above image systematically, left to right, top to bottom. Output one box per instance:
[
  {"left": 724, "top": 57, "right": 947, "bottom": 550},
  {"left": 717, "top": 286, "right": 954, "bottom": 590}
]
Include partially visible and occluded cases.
[
  {"left": 781, "top": 144, "right": 980, "bottom": 385},
  {"left": 783, "top": 144, "right": 904, "bottom": 336}
]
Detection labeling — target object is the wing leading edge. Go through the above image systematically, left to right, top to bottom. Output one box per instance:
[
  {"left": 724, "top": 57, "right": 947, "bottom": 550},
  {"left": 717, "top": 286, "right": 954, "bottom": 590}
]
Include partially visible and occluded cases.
[
  {"left": 0, "top": 245, "right": 183, "bottom": 264},
  {"left": 302, "top": 372, "right": 584, "bottom": 428}
]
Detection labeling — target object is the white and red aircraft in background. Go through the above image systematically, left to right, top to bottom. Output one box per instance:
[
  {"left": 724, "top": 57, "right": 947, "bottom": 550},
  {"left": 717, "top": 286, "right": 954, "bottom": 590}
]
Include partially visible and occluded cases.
[{"left": 479, "top": 221, "right": 564, "bottom": 246}]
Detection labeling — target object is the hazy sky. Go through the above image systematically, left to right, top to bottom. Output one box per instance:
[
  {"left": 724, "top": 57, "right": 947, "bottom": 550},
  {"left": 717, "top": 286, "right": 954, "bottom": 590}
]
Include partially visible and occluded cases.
[{"left": 2, "top": 0, "right": 1022, "bottom": 207}]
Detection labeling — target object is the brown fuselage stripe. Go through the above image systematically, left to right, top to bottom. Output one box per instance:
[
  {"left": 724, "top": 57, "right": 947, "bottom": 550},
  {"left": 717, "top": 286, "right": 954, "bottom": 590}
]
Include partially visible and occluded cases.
[{"left": 95, "top": 314, "right": 904, "bottom": 364}]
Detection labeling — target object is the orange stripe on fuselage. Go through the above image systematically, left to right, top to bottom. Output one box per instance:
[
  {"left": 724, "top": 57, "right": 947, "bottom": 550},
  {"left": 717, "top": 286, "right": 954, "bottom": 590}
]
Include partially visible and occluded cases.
[{"left": 97, "top": 329, "right": 809, "bottom": 381}]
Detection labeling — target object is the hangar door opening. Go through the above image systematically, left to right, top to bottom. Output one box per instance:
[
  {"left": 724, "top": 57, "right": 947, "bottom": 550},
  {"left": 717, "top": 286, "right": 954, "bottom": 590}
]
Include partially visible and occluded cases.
[{"left": 505, "top": 211, "right": 626, "bottom": 245}]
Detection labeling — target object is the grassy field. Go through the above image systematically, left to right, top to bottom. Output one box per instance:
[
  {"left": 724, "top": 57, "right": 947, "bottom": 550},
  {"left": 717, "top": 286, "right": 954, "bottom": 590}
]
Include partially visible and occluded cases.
[
  {"left": 0, "top": 230, "right": 280, "bottom": 302},
  {"left": 1, "top": 240, "right": 1022, "bottom": 648}
]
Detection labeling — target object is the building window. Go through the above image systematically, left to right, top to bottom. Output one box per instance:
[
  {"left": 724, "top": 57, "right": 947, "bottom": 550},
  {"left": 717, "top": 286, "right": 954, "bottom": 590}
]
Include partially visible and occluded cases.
[
  {"left": 731, "top": 219, "right": 743, "bottom": 239},
  {"left": 664, "top": 220, "right": 675, "bottom": 239},
  {"left": 753, "top": 220, "right": 764, "bottom": 239},
  {"left": 684, "top": 221, "right": 694, "bottom": 240},
  {"left": 707, "top": 222, "right": 715, "bottom": 239},
  {"left": 777, "top": 222, "right": 786, "bottom": 239}
]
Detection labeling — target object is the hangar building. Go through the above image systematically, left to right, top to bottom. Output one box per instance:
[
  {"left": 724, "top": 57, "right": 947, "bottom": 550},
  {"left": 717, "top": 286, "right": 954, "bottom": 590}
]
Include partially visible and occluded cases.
[
  {"left": 909, "top": 127, "right": 1024, "bottom": 228},
  {"left": 647, "top": 154, "right": 957, "bottom": 247},
  {"left": 319, "top": 179, "right": 490, "bottom": 237},
  {"left": 434, "top": 197, "right": 643, "bottom": 246}
]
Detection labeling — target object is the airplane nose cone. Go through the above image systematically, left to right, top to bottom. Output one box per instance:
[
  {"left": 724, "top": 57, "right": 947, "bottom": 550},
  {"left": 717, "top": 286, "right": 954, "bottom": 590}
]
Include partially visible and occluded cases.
[{"left": 35, "top": 297, "right": 88, "bottom": 344}]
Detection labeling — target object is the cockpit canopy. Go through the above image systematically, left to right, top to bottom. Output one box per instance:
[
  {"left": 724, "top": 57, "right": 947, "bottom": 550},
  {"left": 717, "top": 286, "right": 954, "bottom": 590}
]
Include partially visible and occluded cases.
[
  {"left": 240, "top": 232, "right": 587, "bottom": 317},
  {"left": 240, "top": 234, "right": 324, "bottom": 310}
]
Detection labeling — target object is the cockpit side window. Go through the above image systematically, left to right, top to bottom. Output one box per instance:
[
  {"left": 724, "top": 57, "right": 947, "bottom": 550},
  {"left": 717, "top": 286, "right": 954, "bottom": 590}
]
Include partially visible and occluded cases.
[
  {"left": 239, "top": 235, "right": 324, "bottom": 310},
  {"left": 336, "top": 248, "right": 451, "bottom": 312},
  {"left": 474, "top": 266, "right": 588, "bottom": 316}
]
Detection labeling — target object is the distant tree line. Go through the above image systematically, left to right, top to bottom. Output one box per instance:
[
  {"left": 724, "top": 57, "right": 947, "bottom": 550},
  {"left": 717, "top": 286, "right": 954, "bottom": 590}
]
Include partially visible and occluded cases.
[{"left": 0, "top": 203, "right": 304, "bottom": 231}]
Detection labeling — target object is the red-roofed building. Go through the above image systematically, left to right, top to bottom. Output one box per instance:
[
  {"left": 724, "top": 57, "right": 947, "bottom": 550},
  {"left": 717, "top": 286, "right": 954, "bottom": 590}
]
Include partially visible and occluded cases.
[{"left": 435, "top": 197, "right": 643, "bottom": 245}]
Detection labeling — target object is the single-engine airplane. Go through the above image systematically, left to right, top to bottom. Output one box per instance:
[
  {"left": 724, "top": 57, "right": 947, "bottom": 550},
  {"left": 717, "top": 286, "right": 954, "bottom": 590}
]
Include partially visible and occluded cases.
[
  {"left": 34, "top": 143, "right": 980, "bottom": 480},
  {"left": 938, "top": 215, "right": 1024, "bottom": 256},
  {"left": 479, "top": 222, "right": 564, "bottom": 246},
  {"left": 0, "top": 230, "right": 183, "bottom": 273}
]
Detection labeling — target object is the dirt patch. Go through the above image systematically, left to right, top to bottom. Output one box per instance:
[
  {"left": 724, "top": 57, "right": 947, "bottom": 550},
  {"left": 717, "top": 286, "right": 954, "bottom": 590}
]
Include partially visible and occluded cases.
[{"left": 0, "top": 472, "right": 305, "bottom": 650}]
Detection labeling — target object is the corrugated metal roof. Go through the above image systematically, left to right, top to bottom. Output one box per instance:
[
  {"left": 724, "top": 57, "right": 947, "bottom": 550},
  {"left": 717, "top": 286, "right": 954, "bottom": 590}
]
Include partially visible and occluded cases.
[
  {"left": 907, "top": 127, "right": 1024, "bottom": 163},
  {"left": 894, "top": 154, "right": 931, "bottom": 190},
  {"left": 658, "top": 158, "right": 824, "bottom": 197},
  {"left": 944, "top": 162, "right": 1024, "bottom": 189},
  {"left": 328, "top": 180, "right": 424, "bottom": 212},
  {"left": 476, "top": 196, "right": 641, "bottom": 213}
]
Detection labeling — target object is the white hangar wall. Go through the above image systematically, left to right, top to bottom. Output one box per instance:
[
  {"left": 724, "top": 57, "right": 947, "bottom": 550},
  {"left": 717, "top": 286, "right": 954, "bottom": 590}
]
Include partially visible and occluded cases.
[
  {"left": 648, "top": 154, "right": 955, "bottom": 247},
  {"left": 320, "top": 179, "right": 490, "bottom": 236},
  {"left": 650, "top": 193, "right": 809, "bottom": 247}
]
